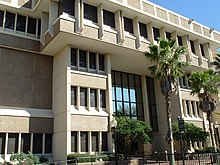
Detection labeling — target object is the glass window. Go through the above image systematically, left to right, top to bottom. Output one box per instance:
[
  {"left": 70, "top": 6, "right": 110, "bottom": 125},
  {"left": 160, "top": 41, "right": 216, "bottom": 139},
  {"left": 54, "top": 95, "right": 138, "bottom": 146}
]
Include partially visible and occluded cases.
[
  {"left": 63, "top": 0, "right": 75, "bottom": 16},
  {"left": 84, "top": 3, "right": 97, "bottom": 23},
  {"left": 0, "top": 10, "right": 3, "bottom": 27},
  {"left": 103, "top": 10, "right": 115, "bottom": 28},
  {"left": 5, "top": 12, "right": 15, "bottom": 30},
  {"left": 16, "top": 15, "right": 26, "bottom": 32},
  {"left": 27, "top": 17, "right": 36, "bottom": 35},
  {"left": 124, "top": 17, "right": 133, "bottom": 34},
  {"left": 37, "top": 20, "right": 41, "bottom": 38},
  {"left": 139, "top": 22, "right": 148, "bottom": 38},
  {"left": 153, "top": 27, "right": 160, "bottom": 41},
  {"left": 166, "top": 32, "right": 172, "bottom": 40},
  {"left": 177, "top": 36, "right": 183, "bottom": 46},
  {"left": 190, "top": 40, "right": 195, "bottom": 54},
  {"left": 200, "top": 44, "right": 205, "bottom": 57},
  {"left": 71, "top": 48, "right": 77, "bottom": 66},
  {"left": 79, "top": 50, "right": 87, "bottom": 68},
  {"left": 89, "top": 52, "right": 96, "bottom": 70},
  {"left": 99, "top": 54, "right": 105, "bottom": 71},
  {"left": 71, "top": 86, "right": 77, "bottom": 106},
  {"left": 80, "top": 88, "right": 87, "bottom": 106},
  {"left": 90, "top": 89, "right": 97, "bottom": 107},
  {"left": 100, "top": 90, "right": 106, "bottom": 108},
  {"left": 186, "top": 100, "right": 190, "bottom": 115},
  {"left": 191, "top": 101, "right": 195, "bottom": 116},
  {"left": 196, "top": 101, "right": 200, "bottom": 116},
  {"left": 71, "top": 132, "right": 77, "bottom": 152},
  {"left": 80, "top": 132, "right": 88, "bottom": 152},
  {"left": 92, "top": 132, "right": 98, "bottom": 152},
  {"left": 102, "top": 132, "right": 108, "bottom": 151},
  {"left": 0, "top": 133, "right": 5, "bottom": 154},
  {"left": 7, "top": 133, "right": 18, "bottom": 154},
  {"left": 21, "top": 134, "right": 30, "bottom": 154},
  {"left": 33, "top": 134, "right": 42, "bottom": 154},
  {"left": 45, "top": 134, "right": 52, "bottom": 153}
]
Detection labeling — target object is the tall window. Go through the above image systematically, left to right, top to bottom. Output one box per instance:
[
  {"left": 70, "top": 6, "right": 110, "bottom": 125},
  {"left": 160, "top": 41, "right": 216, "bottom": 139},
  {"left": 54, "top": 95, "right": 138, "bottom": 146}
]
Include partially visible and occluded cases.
[
  {"left": 59, "top": 0, "right": 75, "bottom": 16},
  {"left": 84, "top": 3, "right": 97, "bottom": 23},
  {"left": 0, "top": 10, "right": 3, "bottom": 27},
  {"left": 103, "top": 10, "right": 115, "bottom": 28},
  {"left": 5, "top": 12, "right": 15, "bottom": 30},
  {"left": 16, "top": 15, "right": 26, "bottom": 32},
  {"left": 27, "top": 17, "right": 36, "bottom": 35},
  {"left": 124, "top": 17, "right": 133, "bottom": 34},
  {"left": 37, "top": 20, "right": 41, "bottom": 38},
  {"left": 139, "top": 22, "right": 148, "bottom": 38},
  {"left": 153, "top": 27, "right": 160, "bottom": 41},
  {"left": 166, "top": 32, "right": 172, "bottom": 40},
  {"left": 177, "top": 36, "right": 183, "bottom": 46},
  {"left": 190, "top": 40, "right": 195, "bottom": 54},
  {"left": 200, "top": 44, "right": 205, "bottom": 57},
  {"left": 71, "top": 48, "right": 77, "bottom": 67},
  {"left": 79, "top": 50, "right": 87, "bottom": 68},
  {"left": 89, "top": 52, "right": 96, "bottom": 70},
  {"left": 99, "top": 54, "right": 105, "bottom": 71},
  {"left": 112, "top": 71, "right": 144, "bottom": 120},
  {"left": 146, "top": 77, "right": 158, "bottom": 131},
  {"left": 71, "top": 86, "right": 77, "bottom": 106},
  {"left": 80, "top": 88, "right": 87, "bottom": 106},
  {"left": 90, "top": 89, "right": 97, "bottom": 107},
  {"left": 100, "top": 90, "right": 106, "bottom": 108},
  {"left": 186, "top": 100, "right": 190, "bottom": 115},
  {"left": 196, "top": 101, "right": 200, "bottom": 116},
  {"left": 71, "top": 132, "right": 77, "bottom": 152},
  {"left": 80, "top": 132, "right": 88, "bottom": 152},
  {"left": 92, "top": 132, "right": 98, "bottom": 152},
  {"left": 102, "top": 132, "right": 108, "bottom": 151},
  {"left": 0, "top": 133, "right": 5, "bottom": 154},
  {"left": 7, "top": 133, "right": 18, "bottom": 154},
  {"left": 20, "top": 134, "right": 30, "bottom": 154},
  {"left": 33, "top": 134, "right": 42, "bottom": 154},
  {"left": 45, "top": 134, "right": 52, "bottom": 153}
]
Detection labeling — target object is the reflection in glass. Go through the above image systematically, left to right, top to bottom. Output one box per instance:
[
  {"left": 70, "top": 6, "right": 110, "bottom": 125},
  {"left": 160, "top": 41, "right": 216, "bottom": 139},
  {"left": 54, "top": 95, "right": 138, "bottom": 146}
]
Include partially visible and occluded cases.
[
  {"left": 112, "top": 87, "right": 115, "bottom": 100},
  {"left": 116, "top": 87, "right": 122, "bottom": 101},
  {"left": 123, "top": 88, "right": 129, "bottom": 101},
  {"left": 130, "top": 89, "right": 136, "bottom": 102},
  {"left": 112, "top": 101, "right": 116, "bottom": 113},
  {"left": 116, "top": 102, "right": 123, "bottom": 113},
  {"left": 124, "top": 102, "right": 130, "bottom": 115},
  {"left": 131, "top": 103, "right": 137, "bottom": 116}
]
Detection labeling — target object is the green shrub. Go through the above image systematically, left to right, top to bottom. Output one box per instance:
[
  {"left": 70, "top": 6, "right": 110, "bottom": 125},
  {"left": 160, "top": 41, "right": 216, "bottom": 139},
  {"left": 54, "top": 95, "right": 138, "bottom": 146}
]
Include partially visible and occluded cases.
[
  {"left": 204, "top": 147, "right": 215, "bottom": 153},
  {"left": 10, "top": 152, "right": 40, "bottom": 165},
  {"left": 67, "top": 153, "right": 109, "bottom": 163},
  {"left": 39, "top": 155, "right": 49, "bottom": 163}
]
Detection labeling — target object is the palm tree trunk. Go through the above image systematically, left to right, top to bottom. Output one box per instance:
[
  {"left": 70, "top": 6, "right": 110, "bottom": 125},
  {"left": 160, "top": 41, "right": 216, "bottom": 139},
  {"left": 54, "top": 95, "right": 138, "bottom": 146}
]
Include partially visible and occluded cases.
[
  {"left": 166, "top": 94, "right": 175, "bottom": 165},
  {"left": 207, "top": 112, "right": 215, "bottom": 149}
]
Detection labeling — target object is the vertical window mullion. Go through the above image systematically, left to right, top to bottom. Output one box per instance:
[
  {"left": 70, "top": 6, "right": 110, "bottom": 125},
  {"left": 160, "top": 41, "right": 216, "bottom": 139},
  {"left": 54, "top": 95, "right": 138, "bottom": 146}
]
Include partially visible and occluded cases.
[{"left": 25, "top": 16, "right": 28, "bottom": 34}]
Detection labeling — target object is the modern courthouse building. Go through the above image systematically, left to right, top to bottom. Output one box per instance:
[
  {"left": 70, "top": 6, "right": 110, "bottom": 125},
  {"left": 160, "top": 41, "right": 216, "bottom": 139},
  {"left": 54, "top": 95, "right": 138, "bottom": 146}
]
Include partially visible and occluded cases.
[{"left": 0, "top": 0, "right": 220, "bottom": 162}]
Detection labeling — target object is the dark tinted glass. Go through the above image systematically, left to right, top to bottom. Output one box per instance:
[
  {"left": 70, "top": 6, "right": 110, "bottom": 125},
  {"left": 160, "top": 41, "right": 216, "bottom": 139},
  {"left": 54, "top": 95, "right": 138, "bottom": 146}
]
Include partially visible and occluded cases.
[
  {"left": 63, "top": 0, "right": 75, "bottom": 16},
  {"left": 84, "top": 3, "right": 97, "bottom": 23},
  {"left": 0, "top": 10, "right": 4, "bottom": 27},
  {"left": 103, "top": 10, "right": 115, "bottom": 28},
  {"left": 5, "top": 12, "right": 15, "bottom": 30},
  {"left": 16, "top": 15, "right": 26, "bottom": 32},
  {"left": 27, "top": 17, "right": 36, "bottom": 35},
  {"left": 124, "top": 17, "right": 133, "bottom": 34},
  {"left": 37, "top": 19, "right": 41, "bottom": 38},
  {"left": 139, "top": 22, "right": 147, "bottom": 38},
  {"left": 153, "top": 27, "right": 160, "bottom": 41},
  {"left": 166, "top": 32, "right": 171, "bottom": 40},
  {"left": 177, "top": 36, "right": 183, "bottom": 46},
  {"left": 190, "top": 40, "right": 195, "bottom": 53},
  {"left": 200, "top": 44, "right": 205, "bottom": 57},
  {"left": 71, "top": 48, "right": 77, "bottom": 66},
  {"left": 79, "top": 50, "right": 87, "bottom": 68},
  {"left": 89, "top": 52, "right": 96, "bottom": 69},
  {"left": 99, "top": 54, "right": 105, "bottom": 71},
  {"left": 71, "top": 86, "right": 77, "bottom": 105},
  {"left": 80, "top": 88, "right": 87, "bottom": 106},
  {"left": 90, "top": 89, "right": 97, "bottom": 107},
  {"left": 100, "top": 90, "right": 106, "bottom": 108},
  {"left": 71, "top": 132, "right": 77, "bottom": 152},
  {"left": 80, "top": 132, "right": 88, "bottom": 152},
  {"left": 92, "top": 132, "right": 98, "bottom": 152},
  {"left": 102, "top": 132, "right": 108, "bottom": 151},
  {"left": 0, "top": 133, "right": 5, "bottom": 154},
  {"left": 7, "top": 133, "right": 18, "bottom": 154},
  {"left": 21, "top": 134, "right": 30, "bottom": 154},
  {"left": 33, "top": 134, "right": 42, "bottom": 153},
  {"left": 45, "top": 134, "right": 52, "bottom": 153}
]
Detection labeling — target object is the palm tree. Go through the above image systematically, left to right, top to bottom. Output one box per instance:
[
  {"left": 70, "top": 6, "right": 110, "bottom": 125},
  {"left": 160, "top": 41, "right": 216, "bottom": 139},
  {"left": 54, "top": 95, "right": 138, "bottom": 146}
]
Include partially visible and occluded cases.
[
  {"left": 145, "top": 38, "right": 188, "bottom": 165},
  {"left": 211, "top": 54, "right": 220, "bottom": 73},
  {"left": 190, "top": 69, "right": 220, "bottom": 149}
]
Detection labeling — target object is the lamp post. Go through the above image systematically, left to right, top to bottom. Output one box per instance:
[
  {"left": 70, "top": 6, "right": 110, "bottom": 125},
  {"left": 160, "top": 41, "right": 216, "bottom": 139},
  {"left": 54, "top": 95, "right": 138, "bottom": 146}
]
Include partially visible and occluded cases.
[{"left": 110, "top": 118, "right": 118, "bottom": 165}]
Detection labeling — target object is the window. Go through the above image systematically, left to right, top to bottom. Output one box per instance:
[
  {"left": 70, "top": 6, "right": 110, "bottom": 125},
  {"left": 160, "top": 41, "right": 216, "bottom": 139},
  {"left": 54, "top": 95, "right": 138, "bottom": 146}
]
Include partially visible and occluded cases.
[
  {"left": 60, "top": 0, "right": 75, "bottom": 16},
  {"left": 84, "top": 3, "right": 97, "bottom": 23},
  {"left": 0, "top": 10, "right": 4, "bottom": 27},
  {"left": 103, "top": 10, "right": 115, "bottom": 28},
  {"left": 5, "top": 12, "right": 15, "bottom": 30},
  {"left": 16, "top": 15, "right": 26, "bottom": 32},
  {"left": 27, "top": 17, "right": 36, "bottom": 35},
  {"left": 124, "top": 17, "right": 133, "bottom": 34},
  {"left": 37, "top": 20, "right": 41, "bottom": 38},
  {"left": 139, "top": 22, "right": 148, "bottom": 38},
  {"left": 153, "top": 27, "right": 160, "bottom": 41},
  {"left": 166, "top": 32, "right": 172, "bottom": 40},
  {"left": 177, "top": 36, "right": 183, "bottom": 46},
  {"left": 190, "top": 40, "right": 195, "bottom": 54},
  {"left": 200, "top": 44, "right": 205, "bottom": 57},
  {"left": 71, "top": 48, "right": 77, "bottom": 66},
  {"left": 79, "top": 50, "right": 87, "bottom": 68},
  {"left": 89, "top": 52, "right": 96, "bottom": 70},
  {"left": 99, "top": 54, "right": 105, "bottom": 71},
  {"left": 112, "top": 71, "right": 143, "bottom": 120},
  {"left": 146, "top": 77, "right": 158, "bottom": 131},
  {"left": 71, "top": 86, "right": 77, "bottom": 106},
  {"left": 80, "top": 88, "right": 87, "bottom": 106},
  {"left": 90, "top": 89, "right": 97, "bottom": 107},
  {"left": 100, "top": 90, "right": 106, "bottom": 108},
  {"left": 186, "top": 100, "right": 190, "bottom": 115},
  {"left": 191, "top": 101, "right": 195, "bottom": 116},
  {"left": 196, "top": 102, "right": 200, "bottom": 116},
  {"left": 71, "top": 132, "right": 77, "bottom": 152},
  {"left": 80, "top": 132, "right": 88, "bottom": 152},
  {"left": 92, "top": 132, "right": 98, "bottom": 152},
  {"left": 102, "top": 132, "right": 108, "bottom": 151},
  {"left": 0, "top": 133, "right": 5, "bottom": 154},
  {"left": 7, "top": 133, "right": 18, "bottom": 154},
  {"left": 21, "top": 134, "right": 30, "bottom": 154},
  {"left": 33, "top": 134, "right": 42, "bottom": 154},
  {"left": 45, "top": 134, "right": 52, "bottom": 153}
]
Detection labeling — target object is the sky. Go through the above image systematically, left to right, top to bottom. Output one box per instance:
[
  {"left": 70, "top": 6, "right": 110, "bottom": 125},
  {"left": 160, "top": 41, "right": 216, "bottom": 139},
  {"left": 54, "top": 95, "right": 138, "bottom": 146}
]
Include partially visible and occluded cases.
[{"left": 148, "top": 0, "right": 220, "bottom": 32}]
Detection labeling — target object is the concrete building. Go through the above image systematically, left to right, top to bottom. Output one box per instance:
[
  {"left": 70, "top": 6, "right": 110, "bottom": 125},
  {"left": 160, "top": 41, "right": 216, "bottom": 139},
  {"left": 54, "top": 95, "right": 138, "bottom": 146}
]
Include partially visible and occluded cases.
[{"left": 0, "top": 0, "right": 220, "bottom": 162}]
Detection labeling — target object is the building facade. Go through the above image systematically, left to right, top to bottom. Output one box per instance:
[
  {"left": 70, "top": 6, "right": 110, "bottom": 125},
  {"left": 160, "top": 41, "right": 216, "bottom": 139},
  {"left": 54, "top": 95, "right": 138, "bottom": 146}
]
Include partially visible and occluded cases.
[{"left": 0, "top": 0, "right": 220, "bottom": 162}]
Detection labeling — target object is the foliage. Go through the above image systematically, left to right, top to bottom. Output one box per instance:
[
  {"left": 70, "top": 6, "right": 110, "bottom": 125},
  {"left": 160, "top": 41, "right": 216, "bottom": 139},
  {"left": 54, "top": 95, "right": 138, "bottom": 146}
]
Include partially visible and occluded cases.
[
  {"left": 211, "top": 53, "right": 220, "bottom": 73},
  {"left": 115, "top": 116, "right": 152, "bottom": 154},
  {"left": 172, "top": 122, "right": 209, "bottom": 147},
  {"left": 10, "top": 152, "right": 40, "bottom": 165},
  {"left": 67, "top": 153, "right": 109, "bottom": 163},
  {"left": 39, "top": 155, "right": 49, "bottom": 163}
]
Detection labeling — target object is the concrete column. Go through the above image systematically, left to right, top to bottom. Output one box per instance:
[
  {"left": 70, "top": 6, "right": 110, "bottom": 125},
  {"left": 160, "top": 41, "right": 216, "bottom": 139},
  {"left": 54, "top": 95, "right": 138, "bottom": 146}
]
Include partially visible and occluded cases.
[
  {"left": 49, "top": 0, "right": 58, "bottom": 34},
  {"left": 75, "top": 0, "right": 81, "bottom": 32},
  {"left": 98, "top": 4, "right": 104, "bottom": 39},
  {"left": 115, "top": 10, "right": 124, "bottom": 44},
  {"left": 40, "top": 12, "right": 49, "bottom": 44},
  {"left": 133, "top": 17, "right": 140, "bottom": 49},
  {"left": 147, "top": 22, "right": 154, "bottom": 43},
  {"left": 159, "top": 26, "right": 165, "bottom": 39},
  {"left": 171, "top": 31, "right": 177, "bottom": 47},
  {"left": 182, "top": 35, "right": 192, "bottom": 62},
  {"left": 194, "top": 39, "right": 203, "bottom": 65},
  {"left": 204, "top": 43, "right": 213, "bottom": 65},
  {"left": 141, "top": 75, "right": 150, "bottom": 123},
  {"left": 97, "top": 89, "right": 101, "bottom": 111},
  {"left": 182, "top": 100, "right": 187, "bottom": 117},
  {"left": 188, "top": 101, "right": 193, "bottom": 117},
  {"left": 193, "top": 102, "right": 199, "bottom": 117},
  {"left": 78, "top": 131, "right": 81, "bottom": 152},
  {"left": 88, "top": 132, "right": 92, "bottom": 154},
  {"left": 98, "top": 132, "right": 102, "bottom": 154},
  {"left": 4, "top": 133, "right": 8, "bottom": 156},
  {"left": 18, "top": 133, "right": 21, "bottom": 153},
  {"left": 30, "top": 133, "right": 33, "bottom": 153},
  {"left": 42, "top": 134, "right": 45, "bottom": 155},
  {"left": 194, "top": 142, "right": 199, "bottom": 150},
  {"left": 199, "top": 142, "right": 203, "bottom": 149}
]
